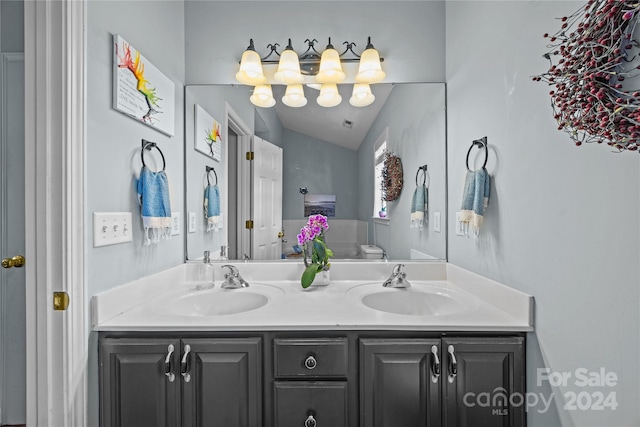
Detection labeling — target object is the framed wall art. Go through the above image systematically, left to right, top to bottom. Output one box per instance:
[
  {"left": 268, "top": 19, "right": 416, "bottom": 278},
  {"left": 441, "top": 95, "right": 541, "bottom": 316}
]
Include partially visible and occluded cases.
[
  {"left": 113, "top": 34, "right": 175, "bottom": 136},
  {"left": 194, "top": 104, "right": 223, "bottom": 162}
]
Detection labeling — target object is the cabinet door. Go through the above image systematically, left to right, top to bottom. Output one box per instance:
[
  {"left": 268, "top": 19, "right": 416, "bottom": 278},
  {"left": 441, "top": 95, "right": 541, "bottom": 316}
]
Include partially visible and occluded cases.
[
  {"left": 181, "top": 337, "right": 262, "bottom": 427},
  {"left": 442, "top": 337, "right": 525, "bottom": 427},
  {"left": 100, "top": 338, "right": 181, "bottom": 427},
  {"left": 360, "top": 339, "right": 442, "bottom": 427},
  {"left": 274, "top": 381, "right": 348, "bottom": 427}
]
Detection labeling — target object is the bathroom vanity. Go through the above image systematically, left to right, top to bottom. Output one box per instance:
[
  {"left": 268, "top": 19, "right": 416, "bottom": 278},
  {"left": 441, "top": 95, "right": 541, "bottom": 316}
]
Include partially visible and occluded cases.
[{"left": 94, "top": 262, "right": 533, "bottom": 427}]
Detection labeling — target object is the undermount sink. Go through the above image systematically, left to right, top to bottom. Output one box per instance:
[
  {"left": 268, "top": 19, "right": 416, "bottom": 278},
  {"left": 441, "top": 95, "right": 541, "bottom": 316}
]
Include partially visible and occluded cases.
[
  {"left": 348, "top": 283, "right": 477, "bottom": 316},
  {"left": 163, "top": 284, "right": 283, "bottom": 317}
]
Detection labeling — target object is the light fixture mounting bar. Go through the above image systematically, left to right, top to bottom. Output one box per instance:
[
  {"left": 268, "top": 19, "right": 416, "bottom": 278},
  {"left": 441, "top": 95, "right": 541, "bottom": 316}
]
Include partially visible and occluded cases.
[{"left": 247, "top": 37, "right": 385, "bottom": 65}]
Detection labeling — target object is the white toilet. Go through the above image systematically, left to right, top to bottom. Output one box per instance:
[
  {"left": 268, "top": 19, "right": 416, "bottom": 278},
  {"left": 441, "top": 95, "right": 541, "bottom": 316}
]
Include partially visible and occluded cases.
[{"left": 360, "top": 244, "right": 384, "bottom": 259}]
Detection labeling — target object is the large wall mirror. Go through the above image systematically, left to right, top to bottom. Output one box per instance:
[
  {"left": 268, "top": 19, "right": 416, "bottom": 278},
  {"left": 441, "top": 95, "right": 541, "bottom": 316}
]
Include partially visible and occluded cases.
[{"left": 185, "top": 83, "right": 446, "bottom": 262}]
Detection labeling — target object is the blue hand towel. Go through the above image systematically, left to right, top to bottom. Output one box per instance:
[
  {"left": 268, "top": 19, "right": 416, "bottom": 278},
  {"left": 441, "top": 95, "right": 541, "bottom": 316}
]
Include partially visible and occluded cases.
[
  {"left": 137, "top": 166, "right": 172, "bottom": 244},
  {"left": 459, "top": 168, "right": 490, "bottom": 236},
  {"left": 204, "top": 184, "right": 222, "bottom": 232},
  {"left": 410, "top": 185, "right": 428, "bottom": 229}
]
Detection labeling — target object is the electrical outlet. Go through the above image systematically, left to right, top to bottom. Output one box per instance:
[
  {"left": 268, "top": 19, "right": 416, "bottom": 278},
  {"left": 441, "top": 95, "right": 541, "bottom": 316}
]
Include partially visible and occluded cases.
[
  {"left": 93, "top": 212, "right": 133, "bottom": 247},
  {"left": 171, "top": 212, "right": 181, "bottom": 236},
  {"left": 188, "top": 212, "right": 197, "bottom": 233},
  {"left": 433, "top": 212, "right": 441, "bottom": 233},
  {"left": 455, "top": 212, "right": 466, "bottom": 236}
]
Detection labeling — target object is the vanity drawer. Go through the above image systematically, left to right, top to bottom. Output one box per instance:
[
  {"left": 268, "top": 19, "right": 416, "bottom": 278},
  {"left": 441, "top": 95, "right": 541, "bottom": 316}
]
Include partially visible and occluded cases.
[
  {"left": 274, "top": 338, "right": 348, "bottom": 378},
  {"left": 274, "top": 381, "right": 348, "bottom": 427}
]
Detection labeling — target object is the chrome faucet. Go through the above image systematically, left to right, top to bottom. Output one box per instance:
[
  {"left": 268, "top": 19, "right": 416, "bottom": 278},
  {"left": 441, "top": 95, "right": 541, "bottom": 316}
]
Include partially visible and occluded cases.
[
  {"left": 382, "top": 264, "right": 411, "bottom": 288},
  {"left": 221, "top": 265, "right": 249, "bottom": 289}
]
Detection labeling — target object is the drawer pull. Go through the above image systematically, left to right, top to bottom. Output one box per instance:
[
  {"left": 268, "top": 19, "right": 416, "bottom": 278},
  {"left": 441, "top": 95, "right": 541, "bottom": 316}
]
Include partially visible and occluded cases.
[
  {"left": 164, "top": 344, "right": 175, "bottom": 382},
  {"left": 181, "top": 344, "right": 192, "bottom": 383},
  {"left": 447, "top": 344, "right": 457, "bottom": 383},
  {"left": 431, "top": 345, "right": 440, "bottom": 383},
  {"left": 304, "top": 355, "right": 317, "bottom": 370},
  {"left": 304, "top": 414, "right": 317, "bottom": 427}
]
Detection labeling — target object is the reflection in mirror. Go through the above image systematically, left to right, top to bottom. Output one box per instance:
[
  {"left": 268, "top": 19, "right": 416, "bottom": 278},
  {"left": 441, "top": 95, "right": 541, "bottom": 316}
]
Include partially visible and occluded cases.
[{"left": 185, "top": 83, "right": 446, "bottom": 262}]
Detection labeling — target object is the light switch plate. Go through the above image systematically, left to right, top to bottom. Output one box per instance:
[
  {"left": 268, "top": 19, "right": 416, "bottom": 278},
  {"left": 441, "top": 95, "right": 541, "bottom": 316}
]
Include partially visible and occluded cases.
[
  {"left": 93, "top": 212, "right": 133, "bottom": 247},
  {"left": 171, "top": 212, "right": 181, "bottom": 236},
  {"left": 188, "top": 212, "right": 196, "bottom": 233},
  {"left": 433, "top": 212, "right": 441, "bottom": 233},
  {"left": 455, "top": 212, "right": 466, "bottom": 236}
]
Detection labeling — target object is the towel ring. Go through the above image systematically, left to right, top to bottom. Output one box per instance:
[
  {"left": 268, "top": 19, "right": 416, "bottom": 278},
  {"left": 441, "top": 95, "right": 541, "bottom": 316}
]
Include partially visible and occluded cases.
[
  {"left": 466, "top": 137, "right": 488, "bottom": 171},
  {"left": 141, "top": 139, "right": 166, "bottom": 171},
  {"left": 416, "top": 165, "right": 428, "bottom": 186},
  {"left": 206, "top": 166, "right": 218, "bottom": 186}
]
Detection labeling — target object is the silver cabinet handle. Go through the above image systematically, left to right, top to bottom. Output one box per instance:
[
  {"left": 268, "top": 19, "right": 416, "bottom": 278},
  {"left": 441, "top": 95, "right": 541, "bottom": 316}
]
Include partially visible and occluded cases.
[
  {"left": 164, "top": 344, "right": 175, "bottom": 382},
  {"left": 181, "top": 344, "right": 192, "bottom": 383},
  {"left": 431, "top": 345, "right": 440, "bottom": 382},
  {"left": 448, "top": 345, "right": 457, "bottom": 383},
  {"left": 304, "top": 355, "right": 317, "bottom": 370},
  {"left": 304, "top": 414, "right": 317, "bottom": 427}
]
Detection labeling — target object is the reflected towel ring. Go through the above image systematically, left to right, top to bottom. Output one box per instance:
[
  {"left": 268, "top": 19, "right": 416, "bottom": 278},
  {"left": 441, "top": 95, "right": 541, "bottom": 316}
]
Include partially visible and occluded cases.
[
  {"left": 466, "top": 137, "right": 488, "bottom": 171},
  {"left": 141, "top": 139, "right": 166, "bottom": 171},
  {"left": 416, "top": 165, "right": 428, "bottom": 186},
  {"left": 206, "top": 166, "right": 218, "bottom": 186}
]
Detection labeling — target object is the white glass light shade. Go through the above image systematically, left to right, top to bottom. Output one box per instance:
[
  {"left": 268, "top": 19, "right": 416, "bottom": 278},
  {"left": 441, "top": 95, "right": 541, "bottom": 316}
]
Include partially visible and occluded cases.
[
  {"left": 316, "top": 48, "right": 346, "bottom": 84},
  {"left": 355, "top": 48, "right": 386, "bottom": 84},
  {"left": 235, "top": 49, "right": 266, "bottom": 85},
  {"left": 274, "top": 49, "right": 304, "bottom": 84},
  {"left": 316, "top": 83, "right": 342, "bottom": 107},
  {"left": 349, "top": 83, "right": 375, "bottom": 107},
  {"left": 282, "top": 84, "right": 308, "bottom": 108},
  {"left": 250, "top": 85, "right": 276, "bottom": 108}
]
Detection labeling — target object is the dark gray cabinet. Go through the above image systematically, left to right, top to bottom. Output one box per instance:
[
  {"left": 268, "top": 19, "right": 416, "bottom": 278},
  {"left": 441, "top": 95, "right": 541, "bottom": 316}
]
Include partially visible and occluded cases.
[
  {"left": 100, "top": 333, "right": 524, "bottom": 427},
  {"left": 100, "top": 337, "right": 262, "bottom": 427},
  {"left": 359, "top": 337, "right": 524, "bottom": 427},
  {"left": 442, "top": 337, "right": 525, "bottom": 427},
  {"left": 100, "top": 338, "right": 181, "bottom": 427},
  {"left": 181, "top": 338, "right": 262, "bottom": 427},
  {"left": 272, "top": 338, "right": 350, "bottom": 427},
  {"left": 360, "top": 339, "right": 442, "bottom": 427},
  {"left": 273, "top": 381, "right": 349, "bottom": 427}
]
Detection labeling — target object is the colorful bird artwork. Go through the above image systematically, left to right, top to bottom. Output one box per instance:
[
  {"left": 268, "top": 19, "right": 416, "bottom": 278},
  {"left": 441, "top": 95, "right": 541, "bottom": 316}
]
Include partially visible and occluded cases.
[{"left": 205, "top": 121, "right": 222, "bottom": 157}]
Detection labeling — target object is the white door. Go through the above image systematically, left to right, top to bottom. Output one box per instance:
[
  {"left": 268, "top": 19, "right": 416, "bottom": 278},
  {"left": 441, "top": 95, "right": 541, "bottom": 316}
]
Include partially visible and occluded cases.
[
  {"left": 0, "top": 53, "right": 26, "bottom": 425},
  {"left": 251, "top": 136, "right": 283, "bottom": 260}
]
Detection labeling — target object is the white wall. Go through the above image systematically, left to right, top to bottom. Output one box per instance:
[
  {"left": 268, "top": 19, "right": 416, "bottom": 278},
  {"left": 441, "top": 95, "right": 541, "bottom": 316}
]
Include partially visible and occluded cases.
[
  {"left": 185, "top": 0, "right": 445, "bottom": 85},
  {"left": 86, "top": 1, "right": 185, "bottom": 296},
  {"left": 86, "top": 1, "right": 185, "bottom": 424},
  {"left": 446, "top": 2, "right": 640, "bottom": 426},
  {"left": 358, "top": 83, "right": 447, "bottom": 260}
]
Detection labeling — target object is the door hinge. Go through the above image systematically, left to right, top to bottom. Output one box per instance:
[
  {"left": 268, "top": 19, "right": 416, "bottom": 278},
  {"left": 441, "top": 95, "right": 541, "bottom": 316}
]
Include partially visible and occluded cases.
[
  {"left": 246, "top": 151, "right": 254, "bottom": 161},
  {"left": 245, "top": 220, "right": 254, "bottom": 229},
  {"left": 53, "top": 291, "right": 70, "bottom": 311}
]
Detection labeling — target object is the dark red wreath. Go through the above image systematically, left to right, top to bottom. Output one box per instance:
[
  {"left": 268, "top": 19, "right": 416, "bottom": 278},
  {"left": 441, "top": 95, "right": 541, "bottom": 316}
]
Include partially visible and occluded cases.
[
  {"left": 534, "top": 0, "right": 640, "bottom": 152},
  {"left": 382, "top": 152, "right": 403, "bottom": 202}
]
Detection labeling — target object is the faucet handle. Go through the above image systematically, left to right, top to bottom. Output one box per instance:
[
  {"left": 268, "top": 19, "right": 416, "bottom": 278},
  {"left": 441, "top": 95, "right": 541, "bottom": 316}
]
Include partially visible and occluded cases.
[
  {"left": 221, "top": 264, "right": 238, "bottom": 276},
  {"left": 392, "top": 264, "right": 405, "bottom": 275}
]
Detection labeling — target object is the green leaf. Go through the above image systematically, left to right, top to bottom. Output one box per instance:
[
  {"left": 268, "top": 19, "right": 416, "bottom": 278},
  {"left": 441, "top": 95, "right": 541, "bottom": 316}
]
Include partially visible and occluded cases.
[
  {"left": 313, "top": 240, "right": 325, "bottom": 262},
  {"left": 325, "top": 247, "right": 334, "bottom": 258},
  {"left": 301, "top": 263, "right": 319, "bottom": 288}
]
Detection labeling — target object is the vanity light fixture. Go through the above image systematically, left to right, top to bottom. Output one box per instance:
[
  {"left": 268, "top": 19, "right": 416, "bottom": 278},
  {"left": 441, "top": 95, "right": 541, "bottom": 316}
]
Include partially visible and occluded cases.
[
  {"left": 238, "top": 37, "right": 384, "bottom": 108},
  {"left": 316, "top": 38, "right": 346, "bottom": 84},
  {"left": 355, "top": 38, "right": 386, "bottom": 84},
  {"left": 235, "top": 39, "right": 267, "bottom": 86},
  {"left": 273, "top": 39, "right": 304, "bottom": 85},
  {"left": 317, "top": 83, "right": 342, "bottom": 108},
  {"left": 349, "top": 83, "right": 375, "bottom": 107},
  {"left": 249, "top": 84, "right": 276, "bottom": 108},
  {"left": 282, "top": 84, "right": 307, "bottom": 108}
]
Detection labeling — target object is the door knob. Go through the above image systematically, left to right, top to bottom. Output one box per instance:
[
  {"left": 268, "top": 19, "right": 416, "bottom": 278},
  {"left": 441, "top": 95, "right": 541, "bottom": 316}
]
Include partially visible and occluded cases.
[
  {"left": 277, "top": 231, "right": 284, "bottom": 238},
  {"left": 2, "top": 255, "right": 25, "bottom": 269}
]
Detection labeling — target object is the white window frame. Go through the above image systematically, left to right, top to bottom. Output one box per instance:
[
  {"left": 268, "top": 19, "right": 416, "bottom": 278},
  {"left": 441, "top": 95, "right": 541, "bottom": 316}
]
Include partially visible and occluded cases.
[{"left": 373, "top": 128, "right": 389, "bottom": 219}]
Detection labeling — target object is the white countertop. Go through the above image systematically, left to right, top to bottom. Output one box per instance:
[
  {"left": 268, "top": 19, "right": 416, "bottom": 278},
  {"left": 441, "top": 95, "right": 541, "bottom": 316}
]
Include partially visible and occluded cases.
[{"left": 92, "top": 262, "right": 534, "bottom": 332}]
